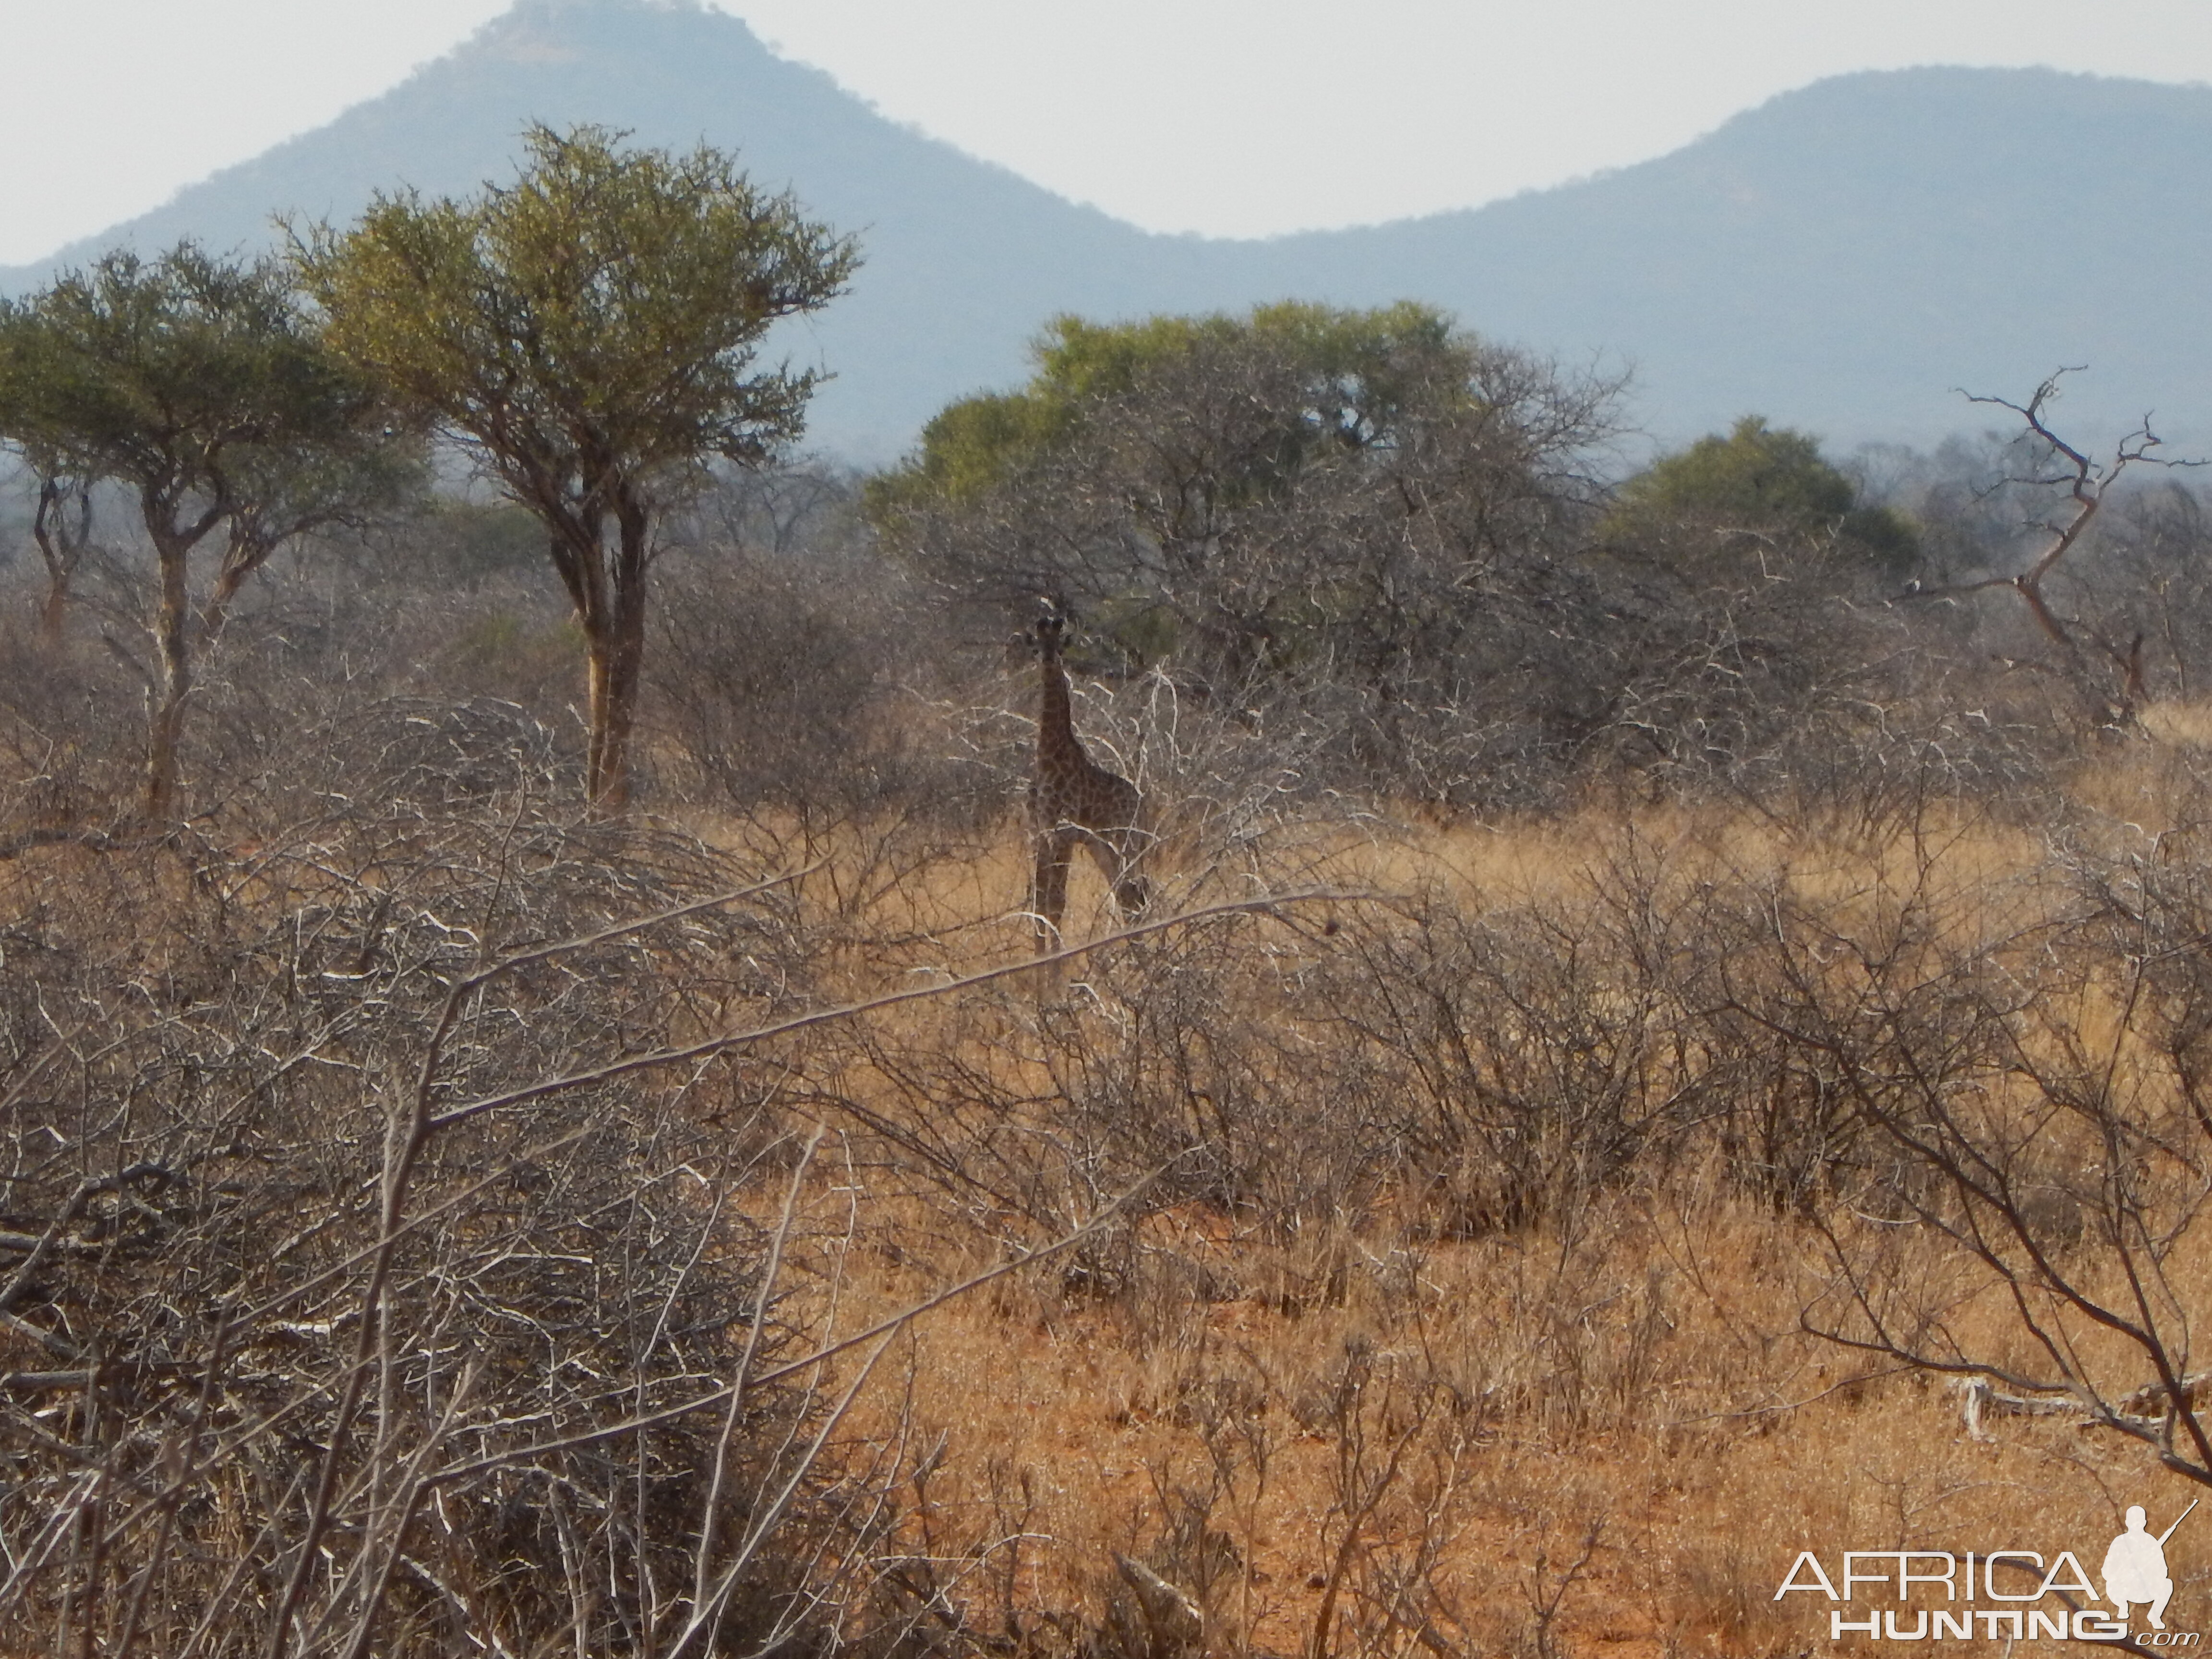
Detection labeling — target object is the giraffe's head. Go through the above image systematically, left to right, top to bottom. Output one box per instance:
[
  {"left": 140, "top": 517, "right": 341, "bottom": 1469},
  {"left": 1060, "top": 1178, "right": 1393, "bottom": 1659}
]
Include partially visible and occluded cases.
[{"left": 1034, "top": 599, "right": 1069, "bottom": 659}]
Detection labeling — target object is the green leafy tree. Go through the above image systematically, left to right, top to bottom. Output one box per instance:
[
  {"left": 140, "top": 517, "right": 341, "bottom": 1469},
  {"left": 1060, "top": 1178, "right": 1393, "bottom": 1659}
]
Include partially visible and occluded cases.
[
  {"left": 295, "top": 123, "right": 858, "bottom": 808},
  {"left": 0, "top": 243, "right": 416, "bottom": 819},
  {"left": 869, "top": 300, "right": 1484, "bottom": 520},
  {"left": 872, "top": 301, "right": 1612, "bottom": 677},
  {"left": 872, "top": 301, "right": 1621, "bottom": 801},
  {"left": 1607, "top": 415, "right": 1918, "bottom": 575}
]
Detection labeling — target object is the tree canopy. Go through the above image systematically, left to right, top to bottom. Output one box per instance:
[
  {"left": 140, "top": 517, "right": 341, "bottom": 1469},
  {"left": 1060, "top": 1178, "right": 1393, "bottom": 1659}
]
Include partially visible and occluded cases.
[
  {"left": 295, "top": 122, "right": 859, "bottom": 807},
  {"left": 0, "top": 242, "right": 413, "bottom": 817},
  {"left": 869, "top": 300, "right": 1495, "bottom": 518},
  {"left": 871, "top": 301, "right": 1623, "bottom": 799},
  {"left": 874, "top": 301, "right": 1612, "bottom": 644},
  {"left": 1607, "top": 415, "right": 1918, "bottom": 575}
]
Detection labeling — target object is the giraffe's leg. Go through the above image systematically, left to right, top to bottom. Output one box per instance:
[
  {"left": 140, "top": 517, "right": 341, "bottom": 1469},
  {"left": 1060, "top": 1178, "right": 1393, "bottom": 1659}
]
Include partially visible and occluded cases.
[
  {"left": 1082, "top": 830, "right": 1153, "bottom": 922},
  {"left": 1077, "top": 831, "right": 1121, "bottom": 903},
  {"left": 1031, "top": 832, "right": 1071, "bottom": 954},
  {"left": 1114, "top": 859, "right": 1154, "bottom": 921}
]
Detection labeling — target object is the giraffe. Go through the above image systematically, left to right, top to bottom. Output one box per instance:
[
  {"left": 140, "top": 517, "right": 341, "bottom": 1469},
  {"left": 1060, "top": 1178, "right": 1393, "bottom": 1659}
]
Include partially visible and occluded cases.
[{"left": 1028, "top": 602, "right": 1153, "bottom": 951}]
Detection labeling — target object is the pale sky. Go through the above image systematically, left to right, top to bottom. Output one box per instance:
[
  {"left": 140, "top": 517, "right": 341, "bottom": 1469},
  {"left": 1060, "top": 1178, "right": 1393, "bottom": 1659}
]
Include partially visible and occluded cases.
[{"left": 5, "top": 0, "right": 2212, "bottom": 264}]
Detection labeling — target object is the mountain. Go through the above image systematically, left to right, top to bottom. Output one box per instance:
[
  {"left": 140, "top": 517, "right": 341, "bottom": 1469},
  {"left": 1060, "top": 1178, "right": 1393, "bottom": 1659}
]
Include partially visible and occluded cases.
[
  {"left": 1, "top": 0, "right": 1272, "bottom": 462},
  {"left": 6, "top": 0, "right": 2208, "bottom": 459},
  {"left": 1266, "top": 66, "right": 2212, "bottom": 455}
]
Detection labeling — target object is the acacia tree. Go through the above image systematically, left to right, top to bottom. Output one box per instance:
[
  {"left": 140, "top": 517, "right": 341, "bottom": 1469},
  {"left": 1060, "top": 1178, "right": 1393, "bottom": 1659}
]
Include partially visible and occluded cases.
[
  {"left": 295, "top": 124, "right": 858, "bottom": 808},
  {"left": 0, "top": 244, "right": 414, "bottom": 818},
  {"left": 870, "top": 301, "right": 1622, "bottom": 801},
  {"left": 869, "top": 304, "right": 1612, "bottom": 670},
  {"left": 1903, "top": 373, "right": 2200, "bottom": 728},
  {"left": 1603, "top": 414, "right": 1919, "bottom": 576}
]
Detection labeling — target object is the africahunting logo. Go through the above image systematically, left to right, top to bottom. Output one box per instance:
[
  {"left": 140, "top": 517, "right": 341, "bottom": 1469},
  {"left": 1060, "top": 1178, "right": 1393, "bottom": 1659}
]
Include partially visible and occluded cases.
[{"left": 1775, "top": 1501, "right": 2199, "bottom": 1644}]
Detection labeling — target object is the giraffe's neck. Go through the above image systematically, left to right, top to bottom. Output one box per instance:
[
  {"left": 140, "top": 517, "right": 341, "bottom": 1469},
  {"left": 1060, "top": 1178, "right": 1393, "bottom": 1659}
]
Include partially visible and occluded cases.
[{"left": 1040, "top": 645, "right": 1082, "bottom": 765}]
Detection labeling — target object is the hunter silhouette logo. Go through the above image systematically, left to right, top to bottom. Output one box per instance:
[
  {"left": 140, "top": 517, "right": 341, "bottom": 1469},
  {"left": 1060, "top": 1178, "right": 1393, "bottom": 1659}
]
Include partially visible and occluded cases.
[
  {"left": 1775, "top": 1500, "right": 2199, "bottom": 1644},
  {"left": 2107, "top": 1502, "right": 2195, "bottom": 1631}
]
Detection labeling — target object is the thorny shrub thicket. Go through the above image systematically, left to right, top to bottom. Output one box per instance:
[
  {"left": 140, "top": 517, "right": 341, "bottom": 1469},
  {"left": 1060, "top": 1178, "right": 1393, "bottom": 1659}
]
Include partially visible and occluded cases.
[
  {"left": 15, "top": 440, "right": 2212, "bottom": 1653},
  {"left": 0, "top": 709, "right": 961, "bottom": 1658},
  {"left": 766, "top": 753, "right": 2212, "bottom": 1656}
]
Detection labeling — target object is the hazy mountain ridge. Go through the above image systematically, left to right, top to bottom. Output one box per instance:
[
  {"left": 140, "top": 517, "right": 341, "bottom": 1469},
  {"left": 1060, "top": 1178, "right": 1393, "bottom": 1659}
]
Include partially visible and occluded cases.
[{"left": 8, "top": 0, "right": 2207, "bottom": 458}]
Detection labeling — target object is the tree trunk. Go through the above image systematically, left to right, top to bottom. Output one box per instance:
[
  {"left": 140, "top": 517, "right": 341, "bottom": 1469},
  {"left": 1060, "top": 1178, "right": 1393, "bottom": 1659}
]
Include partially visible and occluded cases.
[
  {"left": 32, "top": 478, "right": 90, "bottom": 645},
  {"left": 136, "top": 488, "right": 227, "bottom": 823},
  {"left": 581, "top": 497, "right": 652, "bottom": 812},
  {"left": 143, "top": 537, "right": 192, "bottom": 821},
  {"left": 199, "top": 556, "right": 256, "bottom": 652},
  {"left": 583, "top": 609, "right": 646, "bottom": 810},
  {"left": 583, "top": 612, "right": 640, "bottom": 816},
  {"left": 585, "top": 630, "right": 614, "bottom": 807}
]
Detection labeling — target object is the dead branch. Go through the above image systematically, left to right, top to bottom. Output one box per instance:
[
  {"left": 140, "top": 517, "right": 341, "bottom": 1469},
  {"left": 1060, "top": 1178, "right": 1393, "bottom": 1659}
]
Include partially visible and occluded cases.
[
  {"left": 1902, "top": 371, "right": 2202, "bottom": 724},
  {"left": 426, "top": 889, "right": 1370, "bottom": 1131}
]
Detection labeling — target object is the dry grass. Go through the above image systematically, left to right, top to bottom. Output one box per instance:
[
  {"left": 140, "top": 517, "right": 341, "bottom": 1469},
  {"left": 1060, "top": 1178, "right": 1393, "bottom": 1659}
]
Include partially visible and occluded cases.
[
  {"left": 11, "top": 728, "right": 2212, "bottom": 1656},
  {"left": 693, "top": 772, "right": 2212, "bottom": 1659},
  {"left": 790, "top": 1168, "right": 2206, "bottom": 1659}
]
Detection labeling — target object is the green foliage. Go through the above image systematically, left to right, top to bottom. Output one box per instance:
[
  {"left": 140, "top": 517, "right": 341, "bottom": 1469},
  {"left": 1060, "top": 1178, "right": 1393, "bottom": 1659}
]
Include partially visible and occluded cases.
[
  {"left": 293, "top": 122, "right": 858, "bottom": 805},
  {"left": 294, "top": 122, "right": 858, "bottom": 505},
  {"left": 0, "top": 241, "right": 421, "bottom": 816},
  {"left": 0, "top": 242, "right": 403, "bottom": 530},
  {"left": 873, "top": 298, "right": 1620, "bottom": 778},
  {"left": 867, "top": 300, "right": 1476, "bottom": 520},
  {"left": 1030, "top": 300, "right": 1462, "bottom": 423},
  {"left": 881, "top": 391, "right": 1065, "bottom": 509},
  {"left": 1608, "top": 415, "right": 1918, "bottom": 575},
  {"left": 1619, "top": 417, "right": 1851, "bottom": 524},
  {"left": 410, "top": 499, "right": 551, "bottom": 581}
]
